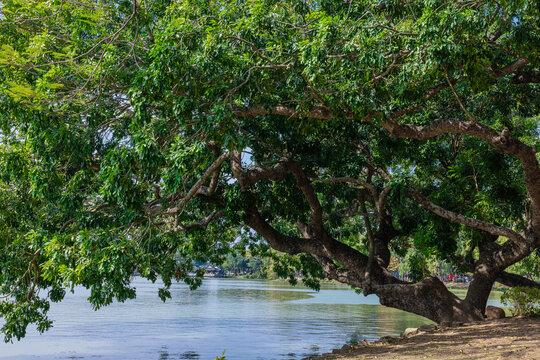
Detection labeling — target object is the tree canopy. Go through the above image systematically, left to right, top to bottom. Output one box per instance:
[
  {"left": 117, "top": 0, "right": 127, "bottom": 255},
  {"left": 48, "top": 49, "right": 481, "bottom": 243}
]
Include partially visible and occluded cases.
[{"left": 0, "top": 0, "right": 539, "bottom": 342}]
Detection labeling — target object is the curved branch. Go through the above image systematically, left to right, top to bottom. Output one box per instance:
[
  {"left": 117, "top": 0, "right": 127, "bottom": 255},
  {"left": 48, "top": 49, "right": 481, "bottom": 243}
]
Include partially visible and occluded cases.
[
  {"left": 225, "top": 36, "right": 276, "bottom": 66},
  {"left": 492, "top": 58, "right": 529, "bottom": 78},
  {"left": 442, "top": 64, "right": 478, "bottom": 123},
  {"left": 233, "top": 104, "right": 342, "bottom": 120},
  {"left": 233, "top": 110, "right": 539, "bottom": 240},
  {"left": 382, "top": 118, "right": 540, "bottom": 236},
  {"left": 230, "top": 150, "right": 290, "bottom": 190},
  {"left": 167, "top": 152, "right": 231, "bottom": 214},
  {"left": 288, "top": 161, "right": 323, "bottom": 233},
  {"left": 197, "top": 164, "right": 222, "bottom": 196},
  {"left": 324, "top": 176, "right": 378, "bottom": 200},
  {"left": 323, "top": 177, "right": 392, "bottom": 223},
  {"left": 377, "top": 186, "right": 393, "bottom": 220},
  {"left": 405, "top": 188, "right": 523, "bottom": 243},
  {"left": 243, "top": 206, "right": 321, "bottom": 255},
  {"left": 175, "top": 210, "right": 225, "bottom": 231},
  {"left": 372, "top": 214, "right": 401, "bottom": 268},
  {"left": 0, "top": 250, "right": 40, "bottom": 301},
  {"left": 314, "top": 255, "right": 366, "bottom": 288},
  {"left": 496, "top": 271, "right": 540, "bottom": 289}
]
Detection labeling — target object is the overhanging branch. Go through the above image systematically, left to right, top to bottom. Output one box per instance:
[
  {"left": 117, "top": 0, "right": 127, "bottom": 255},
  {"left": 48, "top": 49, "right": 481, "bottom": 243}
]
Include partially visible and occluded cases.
[
  {"left": 233, "top": 104, "right": 340, "bottom": 120},
  {"left": 381, "top": 117, "right": 540, "bottom": 236},
  {"left": 230, "top": 150, "right": 290, "bottom": 190},
  {"left": 167, "top": 151, "right": 231, "bottom": 214},
  {"left": 288, "top": 161, "right": 324, "bottom": 233},
  {"left": 405, "top": 188, "right": 523, "bottom": 243},
  {"left": 243, "top": 206, "right": 321, "bottom": 255},
  {"left": 174, "top": 210, "right": 225, "bottom": 232},
  {"left": 496, "top": 271, "right": 540, "bottom": 289}
]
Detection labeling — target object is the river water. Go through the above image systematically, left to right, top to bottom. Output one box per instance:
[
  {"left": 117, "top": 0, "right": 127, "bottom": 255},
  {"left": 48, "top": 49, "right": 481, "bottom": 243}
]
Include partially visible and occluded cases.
[{"left": 0, "top": 278, "right": 503, "bottom": 360}]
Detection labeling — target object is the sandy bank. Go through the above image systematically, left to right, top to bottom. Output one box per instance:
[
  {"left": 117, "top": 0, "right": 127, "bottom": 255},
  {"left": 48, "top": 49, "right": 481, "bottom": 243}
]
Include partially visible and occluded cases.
[{"left": 305, "top": 316, "right": 539, "bottom": 360}]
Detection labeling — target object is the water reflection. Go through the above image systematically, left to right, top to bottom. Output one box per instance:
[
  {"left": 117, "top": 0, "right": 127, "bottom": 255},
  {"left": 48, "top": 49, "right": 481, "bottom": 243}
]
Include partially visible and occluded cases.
[
  {"left": 0, "top": 278, "right": 503, "bottom": 360},
  {"left": 157, "top": 347, "right": 200, "bottom": 360},
  {"left": 179, "top": 351, "right": 200, "bottom": 359}
]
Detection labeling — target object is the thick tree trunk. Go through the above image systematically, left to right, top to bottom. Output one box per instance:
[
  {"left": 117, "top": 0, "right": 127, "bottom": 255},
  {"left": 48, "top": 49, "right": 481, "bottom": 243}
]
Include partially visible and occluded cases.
[
  {"left": 231, "top": 152, "right": 538, "bottom": 326},
  {"left": 245, "top": 203, "right": 494, "bottom": 324},
  {"left": 373, "top": 215, "right": 400, "bottom": 267},
  {"left": 463, "top": 234, "right": 502, "bottom": 313},
  {"left": 317, "top": 255, "right": 487, "bottom": 324},
  {"left": 464, "top": 265, "right": 498, "bottom": 314},
  {"left": 369, "top": 277, "right": 485, "bottom": 324}
]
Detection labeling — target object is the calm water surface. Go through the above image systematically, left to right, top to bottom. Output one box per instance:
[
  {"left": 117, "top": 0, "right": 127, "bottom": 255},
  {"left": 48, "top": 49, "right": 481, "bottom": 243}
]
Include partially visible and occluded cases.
[{"left": 0, "top": 278, "right": 503, "bottom": 360}]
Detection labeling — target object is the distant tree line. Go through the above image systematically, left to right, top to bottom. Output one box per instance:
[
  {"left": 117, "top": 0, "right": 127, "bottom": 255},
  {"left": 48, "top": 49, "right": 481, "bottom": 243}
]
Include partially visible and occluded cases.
[
  {"left": 219, "top": 246, "right": 540, "bottom": 284},
  {"left": 220, "top": 251, "right": 276, "bottom": 279}
]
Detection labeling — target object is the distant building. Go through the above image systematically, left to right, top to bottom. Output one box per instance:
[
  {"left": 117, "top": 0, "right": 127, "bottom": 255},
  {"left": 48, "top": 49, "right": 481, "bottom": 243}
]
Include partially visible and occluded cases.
[{"left": 200, "top": 264, "right": 225, "bottom": 277}]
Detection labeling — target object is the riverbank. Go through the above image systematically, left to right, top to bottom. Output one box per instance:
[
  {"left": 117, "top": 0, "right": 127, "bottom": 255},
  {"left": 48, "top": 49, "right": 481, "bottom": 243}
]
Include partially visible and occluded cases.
[
  {"left": 224, "top": 276, "right": 508, "bottom": 289},
  {"left": 305, "top": 316, "right": 539, "bottom": 360}
]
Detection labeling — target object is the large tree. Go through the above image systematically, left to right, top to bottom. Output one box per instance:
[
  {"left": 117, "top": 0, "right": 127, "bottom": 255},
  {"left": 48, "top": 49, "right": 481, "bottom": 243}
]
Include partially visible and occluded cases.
[{"left": 0, "top": 0, "right": 539, "bottom": 341}]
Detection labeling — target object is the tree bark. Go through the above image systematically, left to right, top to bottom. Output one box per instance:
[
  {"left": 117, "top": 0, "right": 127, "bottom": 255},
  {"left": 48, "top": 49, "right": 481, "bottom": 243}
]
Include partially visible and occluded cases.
[
  {"left": 381, "top": 118, "right": 540, "bottom": 238},
  {"left": 230, "top": 152, "right": 536, "bottom": 325},
  {"left": 372, "top": 215, "right": 400, "bottom": 267},
  {"left": 496, "top": 272, "right": 540, "bottom": 289},
  {"left": 374, "top": 277, "right": 485, "bottom": 323}
]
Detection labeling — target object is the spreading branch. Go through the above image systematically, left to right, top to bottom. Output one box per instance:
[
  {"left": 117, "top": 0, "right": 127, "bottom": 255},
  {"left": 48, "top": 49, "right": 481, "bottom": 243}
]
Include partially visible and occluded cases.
[
  {"left": 491, "top": 58, "right": 529, "bottom": 78},
  {"left": 442, "top": 64, "right": 478, "bottom": 123},
  {"left": 233, "top": 104, "right": 342, "bottom": 120},
  {"left": 381, "top": 118, "right": 540, "bottom": 236},
  {"left": 230, "top": 150, "right": 290, "bottom": 190},
  {"left": 166, "top": 152, "right": 231, "bottom": 214},
  {"left": 288, "top": 161, "right": 324, "bottom": 234},
  {"left": 405, "top": 188, "right": 523, "bottom": 243},
  {"left": 243, "top": 206, "right": 321, "bottom": 255},
  {"left": 173, "top": 210, "right": 225, "bottom": 232},
  {"left": 0, "top": 250, "right": 40, "bottom": 301},
  {"left": 496, "top": 271, "right": 540, "bottom": 289}
]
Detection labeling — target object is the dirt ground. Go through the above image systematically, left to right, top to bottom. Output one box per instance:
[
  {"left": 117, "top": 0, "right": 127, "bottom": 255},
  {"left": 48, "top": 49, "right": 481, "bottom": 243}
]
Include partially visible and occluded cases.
[{"left": 306, "top": 317, "right": 540, "bottom": 360}]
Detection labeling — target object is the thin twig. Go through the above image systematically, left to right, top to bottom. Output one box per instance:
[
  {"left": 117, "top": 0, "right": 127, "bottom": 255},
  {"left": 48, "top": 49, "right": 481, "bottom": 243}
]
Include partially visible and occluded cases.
[{"left": 442, "top": 64, "right": 478, "bottom": 123}]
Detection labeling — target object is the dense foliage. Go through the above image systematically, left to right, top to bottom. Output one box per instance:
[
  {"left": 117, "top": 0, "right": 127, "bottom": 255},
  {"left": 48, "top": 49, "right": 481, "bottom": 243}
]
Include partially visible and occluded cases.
[
  {"left": 0, "top": 0, "right": 539, "bottom": 341},
  {"left": 501, "top": 286, "right": 540, "bottom": 316}
]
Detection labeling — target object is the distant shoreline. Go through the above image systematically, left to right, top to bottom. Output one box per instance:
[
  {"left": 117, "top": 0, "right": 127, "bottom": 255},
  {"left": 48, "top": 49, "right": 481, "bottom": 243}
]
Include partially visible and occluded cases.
[{"left": 217, "top": 276, "right": 508, "bottom": 291}]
